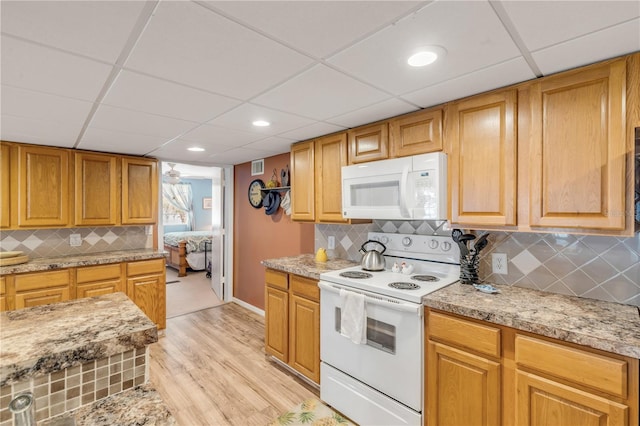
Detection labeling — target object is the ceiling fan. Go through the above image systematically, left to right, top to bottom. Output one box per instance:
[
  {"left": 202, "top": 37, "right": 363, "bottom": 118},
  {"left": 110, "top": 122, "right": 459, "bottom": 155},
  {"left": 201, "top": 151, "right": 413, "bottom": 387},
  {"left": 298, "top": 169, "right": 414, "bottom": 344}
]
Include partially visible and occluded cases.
[{"left": 164, "top": 163, "right": 181, "bottom": 184}]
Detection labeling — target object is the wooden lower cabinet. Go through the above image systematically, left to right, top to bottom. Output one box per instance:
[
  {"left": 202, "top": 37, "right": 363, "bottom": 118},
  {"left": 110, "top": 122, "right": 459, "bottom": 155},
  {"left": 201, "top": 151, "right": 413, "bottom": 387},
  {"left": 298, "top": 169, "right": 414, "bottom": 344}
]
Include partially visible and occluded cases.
[
  {"left": 127, "top": 258, "right": 166, "bottom": 329},
  {"left": 76, "top": 263, "right": 124, "bottom": 298},
  {"left": 14, "top": 269, "right": 71, "bottom": 309},
  {"left": 265, "top": 269, "right": 320, "bottom": 383},
  {"left": 0, "top": 276, "right": 8, "bottom": 311},
  {"left": 425, "top": 309, "right": 639, "bottom": 426}
]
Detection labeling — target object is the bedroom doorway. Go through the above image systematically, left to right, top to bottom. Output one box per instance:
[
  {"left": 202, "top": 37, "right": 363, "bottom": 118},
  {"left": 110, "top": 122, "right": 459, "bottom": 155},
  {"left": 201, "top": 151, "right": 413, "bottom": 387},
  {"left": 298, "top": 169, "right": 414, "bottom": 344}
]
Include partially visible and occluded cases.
[{"left": 160, "top": 162, "right": 231, "bottom": 316}]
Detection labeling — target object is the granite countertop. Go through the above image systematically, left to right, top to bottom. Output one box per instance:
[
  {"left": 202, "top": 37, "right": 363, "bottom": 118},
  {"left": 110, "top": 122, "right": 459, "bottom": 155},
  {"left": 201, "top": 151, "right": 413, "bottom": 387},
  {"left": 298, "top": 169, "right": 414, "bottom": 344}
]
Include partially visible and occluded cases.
[
  {"left": 0, "top": 249, "right": 166, "bottom": 275},
  {"left": 261, "top": 254, "right": 358, "bottom": 280},
  {"left": 424, "top": 282, "right": 640, "bottom": 359},
  {"left": 0, "top": 292, "right": 158, "bottom": 386},
  {"left": 41, "top": 384, "right": 176, "bottom": 426}
]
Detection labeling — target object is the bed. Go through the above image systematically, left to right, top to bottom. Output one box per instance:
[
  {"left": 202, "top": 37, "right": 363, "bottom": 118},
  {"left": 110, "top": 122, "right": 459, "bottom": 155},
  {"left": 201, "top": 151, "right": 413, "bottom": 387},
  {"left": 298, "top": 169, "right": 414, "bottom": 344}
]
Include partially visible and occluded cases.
[{"left": 163, "top": 231, "right": 212, "bottom": 277}]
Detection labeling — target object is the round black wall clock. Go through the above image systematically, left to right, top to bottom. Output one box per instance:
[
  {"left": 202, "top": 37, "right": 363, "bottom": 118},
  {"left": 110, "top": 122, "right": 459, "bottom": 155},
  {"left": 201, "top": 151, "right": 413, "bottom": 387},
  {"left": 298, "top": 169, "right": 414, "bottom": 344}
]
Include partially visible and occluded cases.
[{"left": 248, "top": 179, "right": 265, "bottom": 208}]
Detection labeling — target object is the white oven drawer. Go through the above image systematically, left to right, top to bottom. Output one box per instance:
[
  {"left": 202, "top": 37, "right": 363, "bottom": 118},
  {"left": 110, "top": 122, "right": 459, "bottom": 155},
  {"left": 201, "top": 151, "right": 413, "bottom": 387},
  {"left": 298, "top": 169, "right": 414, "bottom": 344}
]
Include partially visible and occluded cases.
[
  {"left": 319, "top": 282, "right": 423, "bottom": 411},
  {"left": 321, "top": 363, "right": 421, "bottom": 426}
]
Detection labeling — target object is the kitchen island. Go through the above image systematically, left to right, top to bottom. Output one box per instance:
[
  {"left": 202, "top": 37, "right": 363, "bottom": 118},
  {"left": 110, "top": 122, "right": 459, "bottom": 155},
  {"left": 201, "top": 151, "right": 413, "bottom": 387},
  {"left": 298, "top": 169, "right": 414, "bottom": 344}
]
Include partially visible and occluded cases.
[{"left": 0, "top": 292, "right": 174, "bottom": 425}]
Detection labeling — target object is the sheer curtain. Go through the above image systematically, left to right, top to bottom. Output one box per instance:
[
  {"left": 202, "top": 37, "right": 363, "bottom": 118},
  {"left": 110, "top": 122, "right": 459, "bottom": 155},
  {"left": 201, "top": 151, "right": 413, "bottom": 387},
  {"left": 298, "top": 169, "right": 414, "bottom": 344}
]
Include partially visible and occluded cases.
[{"left": 162, "top": 183, "right": 194, "bottom": 230}]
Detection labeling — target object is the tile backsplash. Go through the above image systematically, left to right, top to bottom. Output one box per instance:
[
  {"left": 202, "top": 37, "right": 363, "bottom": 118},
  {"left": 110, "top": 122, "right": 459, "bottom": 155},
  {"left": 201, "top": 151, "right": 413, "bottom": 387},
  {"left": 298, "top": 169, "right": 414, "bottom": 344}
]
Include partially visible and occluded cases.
[
  {"left": 315, "top": 221, "right": 640, "bottom": 307},
  {"left": 0, "top": 227, "right": 152, "bottom": 259}
]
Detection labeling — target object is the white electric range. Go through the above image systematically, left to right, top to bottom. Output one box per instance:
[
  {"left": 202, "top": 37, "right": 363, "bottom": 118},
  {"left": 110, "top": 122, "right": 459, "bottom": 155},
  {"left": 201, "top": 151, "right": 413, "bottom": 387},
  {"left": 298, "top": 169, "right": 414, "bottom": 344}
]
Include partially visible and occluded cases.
[{"left": 318, "top": 232, "right": 460, "bottom": 426}]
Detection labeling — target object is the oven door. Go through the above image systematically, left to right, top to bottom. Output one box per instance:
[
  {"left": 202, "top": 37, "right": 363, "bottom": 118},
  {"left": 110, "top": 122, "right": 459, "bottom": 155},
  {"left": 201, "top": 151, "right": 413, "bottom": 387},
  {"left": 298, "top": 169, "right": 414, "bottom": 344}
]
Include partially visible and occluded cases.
[{"left": 319, "top": 281, "right": 423, "bottom": 411}]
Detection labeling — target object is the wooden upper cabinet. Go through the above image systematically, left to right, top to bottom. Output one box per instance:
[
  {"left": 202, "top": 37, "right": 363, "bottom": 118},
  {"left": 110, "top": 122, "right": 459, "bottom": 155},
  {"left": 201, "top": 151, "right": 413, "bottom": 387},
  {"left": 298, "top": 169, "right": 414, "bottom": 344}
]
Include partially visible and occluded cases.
[
  {"left": 528, "top": 59, "right": 627, "bottom": 230},
  {"left": 449, "top": 90, "right": 518, "bottom": 226},
  {"left": 389, "top": 108, "right": 443, "bottom": 157},
  {"left": 348, "top": 123, "right": 388, "bottom": 164},
  {"left": 315, "top": 133, "right": 348, "bottom": 223},
  {"left": 290, "top": 141, "right": 315, "bottom": 221},
  {"left": 1, "top": 143, "right": 11, "bottom": 228},
  {"left": 16, "top": 145, "right": 69, "bottom": 227},
  {"left": 74, "top": 152, "right": 118, "bottom": 226},
  {"left": 121, "top": 157, "right": 158, "bottom": 225}
]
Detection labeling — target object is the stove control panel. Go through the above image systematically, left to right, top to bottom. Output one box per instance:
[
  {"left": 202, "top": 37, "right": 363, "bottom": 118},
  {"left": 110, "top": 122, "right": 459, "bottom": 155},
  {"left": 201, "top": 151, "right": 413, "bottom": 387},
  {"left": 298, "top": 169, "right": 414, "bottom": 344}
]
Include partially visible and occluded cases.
[{"left": 369, "top": 232, "right": 460, "bottom": 264}]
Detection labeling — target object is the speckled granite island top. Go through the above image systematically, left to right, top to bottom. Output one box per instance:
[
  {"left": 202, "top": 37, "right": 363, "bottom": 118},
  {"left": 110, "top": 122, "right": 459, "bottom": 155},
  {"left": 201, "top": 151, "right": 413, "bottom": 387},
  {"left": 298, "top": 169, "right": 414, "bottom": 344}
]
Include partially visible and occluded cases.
[
  {"left": 0, "top": 249, "right": 166, "bottom": 275},
  {"left": 261, "top": 254, "right": 358, "bottom": 280},
  {"left": 424, "top": 282, "right": 640, "bottom": 359},
  {"left": 0, "top": 292, "right": 158, "bottom": 386},
  {"left": 41, "top": 384, "right": 175, "bottom": 426}
]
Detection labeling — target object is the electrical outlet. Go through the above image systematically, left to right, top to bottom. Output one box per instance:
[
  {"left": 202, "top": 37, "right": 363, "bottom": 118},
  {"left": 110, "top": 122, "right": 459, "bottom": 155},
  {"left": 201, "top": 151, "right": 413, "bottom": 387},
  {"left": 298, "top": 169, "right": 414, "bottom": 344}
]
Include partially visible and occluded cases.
[
  {"left": 69, "top": 234, "right": 82, "bottom": 247},
  {"left": 327, "top": 236, "right": 336, "bottom": 250},
  {"left": 492, "top": 253, "right": 508, "bottom": 275}
]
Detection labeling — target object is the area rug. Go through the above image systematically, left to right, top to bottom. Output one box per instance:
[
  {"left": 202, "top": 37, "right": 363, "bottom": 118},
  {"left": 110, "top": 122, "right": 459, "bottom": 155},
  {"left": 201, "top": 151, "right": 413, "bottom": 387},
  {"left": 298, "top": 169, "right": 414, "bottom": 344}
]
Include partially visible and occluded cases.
[{"left": 268, "top": 398, "right": 355, "bottom": 426}]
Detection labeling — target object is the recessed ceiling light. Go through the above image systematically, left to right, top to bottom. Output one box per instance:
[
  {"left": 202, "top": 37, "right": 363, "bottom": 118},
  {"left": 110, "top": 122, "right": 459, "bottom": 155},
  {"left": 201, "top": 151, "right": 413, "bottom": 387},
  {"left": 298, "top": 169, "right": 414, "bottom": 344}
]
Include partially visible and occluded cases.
[
  {"left": 407, "top": 46, "right": 446, "bottom": 67},
  {"left": 252, "top": 120, "right": 270, "bottom": 127},
  {"left": 187, "top": 147, "right": 205, "bottom": 152}
]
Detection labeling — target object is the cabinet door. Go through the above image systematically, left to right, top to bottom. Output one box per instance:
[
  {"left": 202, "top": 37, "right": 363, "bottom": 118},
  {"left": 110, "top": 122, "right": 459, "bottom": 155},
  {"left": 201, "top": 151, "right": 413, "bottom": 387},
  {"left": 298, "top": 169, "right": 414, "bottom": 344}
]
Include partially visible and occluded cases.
[
  {"left": 529, "top": 59, "right": 626, "bottom": 230},
  {"left": 449, "top": 90, "right": 518, "bottom": 226},
  {"left": 389, "top": 108, "right": 443, "bottom": 157},
  {"left": 348, "top": 123, "right": 388, "bottom": 164},
  {"left": 315, "top": 133, "right": 348, "bottom": 223},
  {"left": 290, "top": 141, "right": 315, "bottom": 221},
  {"left": 1, "top": 143, "right": 10, "bottom": 228},
  {"left": 17, "top": 145, "right": 69, "bottom": 227},
  {"left": 74, "top": 152, "right": 118, "bottom": 226},
  {"left": 122, "top": 157, "right": 158, "bottom": 225},
  {"left": 14, "top": 269, "right": 71, "bottom": 309},
  {"left": 127, "top": 274, "right": 162, "bottom": 327},
  {"left": 0, "top": 276, "right": 7, "bottom": 311},
  {"left": 265, "top": 286, "right": 289, "bottom": 362},
  {"left": 289, "top": 293, "right": 320, "bottom": 383},
  {"left": 427, "top": 341, "right": 501, "bottom": 426},
  {"left": 516, "top": 371, "right": 628, "bottom": 426}
]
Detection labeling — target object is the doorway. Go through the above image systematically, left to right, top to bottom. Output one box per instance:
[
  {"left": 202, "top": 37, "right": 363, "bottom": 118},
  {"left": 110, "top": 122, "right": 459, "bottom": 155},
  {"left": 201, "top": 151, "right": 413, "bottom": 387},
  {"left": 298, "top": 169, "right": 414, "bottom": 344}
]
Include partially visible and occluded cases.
[{"left": 160, "top": 161, "right": 233, "bottom": 317}]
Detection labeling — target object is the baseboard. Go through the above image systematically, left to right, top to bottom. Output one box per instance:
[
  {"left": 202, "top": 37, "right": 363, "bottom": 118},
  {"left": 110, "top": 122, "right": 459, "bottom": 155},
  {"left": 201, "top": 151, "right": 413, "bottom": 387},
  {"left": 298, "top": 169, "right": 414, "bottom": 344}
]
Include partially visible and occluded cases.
[{"left": 232, "top": 298, "right": 265, "bottom": 317}]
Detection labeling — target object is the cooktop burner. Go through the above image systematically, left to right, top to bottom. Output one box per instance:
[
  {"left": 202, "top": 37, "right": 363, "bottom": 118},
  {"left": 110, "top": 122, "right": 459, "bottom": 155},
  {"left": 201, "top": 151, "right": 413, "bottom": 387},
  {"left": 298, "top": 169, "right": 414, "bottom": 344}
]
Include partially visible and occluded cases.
[
  {"left": 339, "top": 271, "right": 373, "bottom": 279},
  {"left": 411, "top": 275, "right": 439, "bottom": 282},
  {"left": 388, "top": 282, "right": 421, "bottom": 290}
]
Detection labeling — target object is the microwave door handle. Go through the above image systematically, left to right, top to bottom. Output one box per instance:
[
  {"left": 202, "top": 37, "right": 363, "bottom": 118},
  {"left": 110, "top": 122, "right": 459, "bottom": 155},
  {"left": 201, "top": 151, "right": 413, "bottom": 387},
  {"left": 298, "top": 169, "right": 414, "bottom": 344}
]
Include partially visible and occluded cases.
[{"left": 399, "top": 165, "right": 411, "bottom": 218}]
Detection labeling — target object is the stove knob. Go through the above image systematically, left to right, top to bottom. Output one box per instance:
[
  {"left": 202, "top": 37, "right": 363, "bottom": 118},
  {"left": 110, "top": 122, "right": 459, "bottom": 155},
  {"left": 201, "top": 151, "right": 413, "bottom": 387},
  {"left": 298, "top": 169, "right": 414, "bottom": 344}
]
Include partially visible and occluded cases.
[
  {"left": 379, "top": 236, "right": 389, "bottom": 244},
  {"left": 402, "top": 237, "right": 412, "bottom": 247},
  {"left": 429, "top": 239, "right": 439, "bottom": 249},
  {"left": 441, "top": 241, "right": 452, "bottom": 251}
]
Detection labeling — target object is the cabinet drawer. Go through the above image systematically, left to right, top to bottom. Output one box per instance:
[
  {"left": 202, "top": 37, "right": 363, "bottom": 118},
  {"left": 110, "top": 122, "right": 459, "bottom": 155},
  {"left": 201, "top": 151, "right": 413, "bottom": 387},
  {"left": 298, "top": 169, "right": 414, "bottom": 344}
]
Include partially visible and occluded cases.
[
  {"left": 127, "top": 259, "right": 164, "bottom": 277},
  {"left": 77, "top": 263, "right": 122, "bottom": 283},
  {"left": 265, "top": 269, "right": 288, "bottom": 291},
  {"left": 14, "top": 270, "right": 70, "bottom": 292},
  {"left": 290, "top": 274, "right": 319, "bottom": 302},
  {"left": 428, "top": 311, "right": 501, "bottom": 358},
  {"left": 515, "top": 335, "right": 627, "bottom": 398}
]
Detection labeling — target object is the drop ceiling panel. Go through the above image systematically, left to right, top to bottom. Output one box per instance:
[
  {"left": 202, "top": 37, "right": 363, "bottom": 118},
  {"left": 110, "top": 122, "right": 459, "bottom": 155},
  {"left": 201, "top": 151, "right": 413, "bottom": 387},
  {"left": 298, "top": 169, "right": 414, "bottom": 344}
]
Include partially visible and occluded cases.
[
  {"left": 0, "top": 0, "right": 147, "bottom": 63},
  {"left": 328, "top": 0, "right": 521, "bottom": 95},
  {"left": 501, "top": 0, "right": 640, "bottom": 51},
  {"left": 124, "top": 1, "right": 313, "bottom": 100},
  {"left": 205, "top": 1, "right": 423, "bottom": 58},
  {"left": 532, "top": 19, "right": 640, "bottom": 75},
  {"left": 1, "top": 36, "right": 113, "bottom": 101},
  {"left": 401, "top": 57, "right": 536, "bottom": 108},
  {"left": 252, "top": 64, "right": 390, "bottom": 120},
  {"left": 103, "top": 71, "right": 241, "bottom": 123},
  {"left": 326, "top": 98, "right": 418, "bottom": 128},
  {"left": 208, "top": 103, "right": 315, "bottom": 136},
  {"left": 88, "top": 105, "right": 197, "bottom": 139},
  {"left": 1, "top": 114, "right": 79, "bottom": 148},
  {"left": 278, "top": 122, "right": 347, "bottom": 142},
  {"left": 180, "top": 124, "right": 264, "bottom": 147},
  {"left": 78, "top": 126, "right": 169, "bottom": 155},
  {"left": 242, "top": 136, "right": 297, "bottom": 154},
  {"left": 151, "top": 140, "right": 236, "bottom": 161},
  {"left": 207, "top": 147, "right": 276, "bottom": 165}
]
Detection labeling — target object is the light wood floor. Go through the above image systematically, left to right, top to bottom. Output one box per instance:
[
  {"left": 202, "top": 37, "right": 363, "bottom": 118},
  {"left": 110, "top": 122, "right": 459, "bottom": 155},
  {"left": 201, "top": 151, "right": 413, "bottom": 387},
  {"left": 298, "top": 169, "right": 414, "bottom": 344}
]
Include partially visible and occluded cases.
[{"left": 149, "top": 302, "right": 319, "bottom": 425}]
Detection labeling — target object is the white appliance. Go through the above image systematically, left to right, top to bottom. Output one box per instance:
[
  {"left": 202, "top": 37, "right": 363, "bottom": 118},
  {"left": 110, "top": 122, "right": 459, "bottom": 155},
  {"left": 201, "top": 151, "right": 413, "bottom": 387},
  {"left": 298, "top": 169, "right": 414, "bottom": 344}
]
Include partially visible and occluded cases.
[
  {"left": 341, "top": 152, "right": 447, "bottom": 220},
  {"left": 319, "top": 232, "right": 460, "bottom": 426}
]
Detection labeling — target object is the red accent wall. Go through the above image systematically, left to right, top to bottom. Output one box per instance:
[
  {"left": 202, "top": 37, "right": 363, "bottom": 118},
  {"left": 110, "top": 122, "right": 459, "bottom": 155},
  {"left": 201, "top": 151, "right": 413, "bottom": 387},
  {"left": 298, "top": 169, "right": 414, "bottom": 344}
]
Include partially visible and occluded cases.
[{"left": 233, "top": 153, "right": 314, "bottom": 310}]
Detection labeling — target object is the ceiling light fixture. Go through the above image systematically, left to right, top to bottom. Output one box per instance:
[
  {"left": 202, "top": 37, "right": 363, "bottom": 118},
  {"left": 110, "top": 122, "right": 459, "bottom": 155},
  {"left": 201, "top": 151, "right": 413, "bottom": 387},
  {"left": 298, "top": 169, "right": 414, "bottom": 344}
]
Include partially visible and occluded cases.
[
  {"left": 407, "top": 46, "right": 446, "bottom": 67},
  {"left": 252, "top": 120, "right": 270, "bottom": 127},
  {"left": 187, "top": 147, "right": 205, "bottom": 152}
]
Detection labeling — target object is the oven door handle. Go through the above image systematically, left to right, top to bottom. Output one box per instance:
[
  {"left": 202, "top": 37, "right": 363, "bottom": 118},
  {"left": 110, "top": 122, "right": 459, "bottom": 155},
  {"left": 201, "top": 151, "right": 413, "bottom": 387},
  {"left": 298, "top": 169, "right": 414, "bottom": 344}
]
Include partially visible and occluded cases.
[{"left": 318, "top": 281, "right": 422, "bottom": 315}]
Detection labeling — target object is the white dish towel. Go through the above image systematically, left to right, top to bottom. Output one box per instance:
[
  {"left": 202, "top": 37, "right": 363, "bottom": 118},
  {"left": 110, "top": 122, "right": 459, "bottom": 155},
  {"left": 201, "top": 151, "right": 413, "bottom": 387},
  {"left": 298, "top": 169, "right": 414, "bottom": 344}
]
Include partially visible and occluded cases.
[{"left": 339, "top": 289, "right": 367, "bottom": 344}]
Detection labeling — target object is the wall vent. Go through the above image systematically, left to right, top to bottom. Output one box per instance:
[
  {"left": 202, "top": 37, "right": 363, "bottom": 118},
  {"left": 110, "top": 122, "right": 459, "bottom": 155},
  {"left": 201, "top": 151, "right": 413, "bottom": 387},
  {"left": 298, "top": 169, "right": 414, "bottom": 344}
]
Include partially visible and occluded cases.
[{"left": 251, "top": 159, "right": 264, "bottom": 176}]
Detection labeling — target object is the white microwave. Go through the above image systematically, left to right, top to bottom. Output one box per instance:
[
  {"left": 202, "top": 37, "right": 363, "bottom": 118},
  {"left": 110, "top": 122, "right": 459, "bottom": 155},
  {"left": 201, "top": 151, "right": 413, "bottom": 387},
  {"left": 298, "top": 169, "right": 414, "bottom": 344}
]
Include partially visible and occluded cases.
[{"left": 342, "top": 152, "right": 447, "bottom": 220}]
